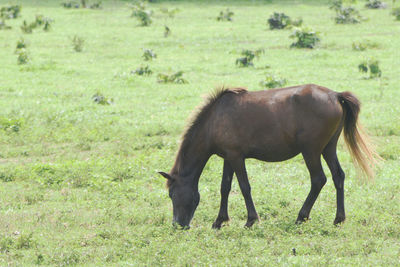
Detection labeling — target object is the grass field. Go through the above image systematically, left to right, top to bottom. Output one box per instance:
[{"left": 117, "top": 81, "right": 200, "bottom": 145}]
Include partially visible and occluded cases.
[{"left": 0, "top": 0, "right": 399, "bottom": 265}]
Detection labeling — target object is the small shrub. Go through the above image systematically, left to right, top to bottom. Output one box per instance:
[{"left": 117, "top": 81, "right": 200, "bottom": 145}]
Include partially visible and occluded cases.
[
  {"left": 62, "top": 0, "right": 100, "bottom": 9},
  {"left": 330, "top": 0, "right": 363, "bottom": 24},
  {"left": 365, "top": 0, "right": 387, "bottom": 9},
  {"left": 61, "top": 1, "right": 80, "bottom": 8},
  {"left": 89, "top": 1, "right": 102, "bottom": 9},
  {"left": 131, "top": 1, "right": 152, "bottom": 26},
  {"left": 0, "top": 4, "right": 21, "bottom": 29},
  {"left": 0, "top": 5, "right": 21, "bottom": 19},
  {"left": 392, "top": 7, "right": 400, "bottom": 20},
  {"left": 217, "top": 9, "right": 234, "bottom": 21},
  {"left": 267, "top": 12, "right": 303, "bottom": 30},
  {"left": 268, "top": 12, "right": 290, "bottom": 29},
  {"left": 20, "top": 15, "right": 53, "bottom": 33},
  {"left": 35, "top": 15, "right": 53, "bottom": 31},
  {"left": 20, "top": 20, "right": 37, "bottom": 33},
  {"left": 164, "top": 25, "right": 170, "bottom": 37},
  {"left": 290, "top": 27, "right": 320, "bottom": 48},
  {"left": 72, "top": 35, "right": 84, "bottom": 52},
  {"left": 15, "top": 38, "right": 28, "bottom": 52},
  {"left": 352, "top": 40, "right": 379, "bottom": 51},
  {"left": 17, "top": 49, "right": 30, "bottom": 65},
  {"left": 142, "top": 49, "right": 156, "bottom": 61},
  {"left": 235, "top": 49, "right": 264, "bottom": 67},
  {"left": 358, "top": 58, "right": 382, "bottom": 78},
  {"left": 132, "top": 65, "right": 152, "bottom": 76},
  {"left": 157, "top": 71, "right": 188, "bottom": 84},
  {"left": 259, "top": 73, "right": 287, "bottom": 89},
  {"left": 92, "top": 93, "right": 114, "bottom": 105},
  {"left": 0, "top": 117, "right": 24, "bottom": 132}
]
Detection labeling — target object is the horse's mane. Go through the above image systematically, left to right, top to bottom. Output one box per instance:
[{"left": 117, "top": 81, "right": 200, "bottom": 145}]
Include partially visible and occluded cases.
[{"left": 169, "top": 87, "right": 247, "bottom": 182}]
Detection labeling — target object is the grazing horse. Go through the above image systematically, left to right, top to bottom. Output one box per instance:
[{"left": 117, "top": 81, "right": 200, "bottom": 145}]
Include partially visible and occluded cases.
[{"left": 159, "top": 84, "right": 380, "bottom": 229}]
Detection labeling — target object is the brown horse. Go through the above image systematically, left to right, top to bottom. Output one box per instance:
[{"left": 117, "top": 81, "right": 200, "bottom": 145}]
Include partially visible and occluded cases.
[{"left": 159, "top": 84, "right": 380, "bottom": 229}]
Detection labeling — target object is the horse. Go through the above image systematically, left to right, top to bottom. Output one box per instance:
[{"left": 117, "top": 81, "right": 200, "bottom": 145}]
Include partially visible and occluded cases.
[{"left": 159, "top": 84, "right": 380, "bottom": 229}]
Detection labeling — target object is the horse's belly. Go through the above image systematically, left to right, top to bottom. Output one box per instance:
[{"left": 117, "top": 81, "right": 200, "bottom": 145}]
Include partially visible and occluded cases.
[{"left": 246, "top": 145, "right": 300, "bottom": 162}]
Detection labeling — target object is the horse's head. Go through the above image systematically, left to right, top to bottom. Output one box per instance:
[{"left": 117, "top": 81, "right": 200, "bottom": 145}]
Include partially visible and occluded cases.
[{"left": 159, "top": 172, "right": 200, "bottom": 229}]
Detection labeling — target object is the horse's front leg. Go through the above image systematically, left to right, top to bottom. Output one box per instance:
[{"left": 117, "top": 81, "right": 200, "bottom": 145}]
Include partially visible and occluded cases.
[
  {"left": 229, "top": 157, "right": 259, "bottom": 228},
  {"left": 212, "top": 160, "right": 234, "bottom": 229}
]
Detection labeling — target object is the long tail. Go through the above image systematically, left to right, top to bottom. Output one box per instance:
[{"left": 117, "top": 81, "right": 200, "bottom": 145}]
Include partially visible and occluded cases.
[{"left": 338, "top": 92, "right": 381, "bottom": 180}]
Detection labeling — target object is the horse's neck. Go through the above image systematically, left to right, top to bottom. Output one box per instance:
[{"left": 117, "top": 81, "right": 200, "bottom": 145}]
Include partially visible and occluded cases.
[{"left": 172, "top": 133, "right": 211, "bottom": 187}]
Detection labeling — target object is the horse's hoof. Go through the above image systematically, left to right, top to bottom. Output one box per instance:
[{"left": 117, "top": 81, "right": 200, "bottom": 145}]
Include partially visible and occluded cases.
[
  {"left": 212, "top": 216, "right": 229, "bottom": 229},
  {"left": 334, "top": 216, "right": 345, "bottom": 225},
  {"left": 244, "top": 217, "right": 259, "bottom": 228},
  {"left": 295, "top": 217, "right": 310, "bottom": 224},
  {"left": 212, "top": 222, "right": 222, "bottom": 229}
]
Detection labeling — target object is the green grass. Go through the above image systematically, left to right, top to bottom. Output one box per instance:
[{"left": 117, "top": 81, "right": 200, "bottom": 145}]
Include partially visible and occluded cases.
[{"left": 0, "top": 0, "right": 399, "bottom": 265}]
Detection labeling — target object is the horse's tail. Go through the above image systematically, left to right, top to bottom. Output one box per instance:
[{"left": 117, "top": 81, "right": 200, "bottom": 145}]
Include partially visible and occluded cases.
[{"left": 338, "top": 92, "right": 381, "bottom": 180}]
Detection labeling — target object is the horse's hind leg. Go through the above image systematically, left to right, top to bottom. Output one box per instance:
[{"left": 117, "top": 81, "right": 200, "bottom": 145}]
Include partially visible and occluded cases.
[
  {"left": 322, "top": 141, "right": 346, "bottom": 225},
  {"left": 296, "top": 151, "right": 327, "bottom": 224},
  {"left": 212, "top": 160, "right": 234, "bottom": 229}
]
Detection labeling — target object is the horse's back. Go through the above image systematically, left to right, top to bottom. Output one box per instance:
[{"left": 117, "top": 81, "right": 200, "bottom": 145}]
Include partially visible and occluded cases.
[{"left": 210, "top": 84, "right": 343, "bottom": 161}]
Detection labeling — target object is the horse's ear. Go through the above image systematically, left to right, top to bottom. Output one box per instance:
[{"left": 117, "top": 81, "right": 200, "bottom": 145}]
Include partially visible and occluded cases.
[{"left": 159, "top": 171, "right": 173, "bottom": 180}]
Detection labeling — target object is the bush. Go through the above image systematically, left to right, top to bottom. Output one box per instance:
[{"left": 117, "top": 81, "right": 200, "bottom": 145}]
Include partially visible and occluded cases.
[
  {"left": 62, "top": 0, "right": 101, "bottom": 9},
  {"left": 330, "top": 0, "right": 363, "bottom": 24},
  {"left": 365, "top": 0, "right": 387, "bottom": 9},
  {"left": 62, "top": 1, "right": 80, "bottom": 8},
  {"left": 89, "top": 1, "right": 102, "bottom": 9},
  {"left": 131, "top": 1, "right": 152, "bottom": 26},
  {"left": 0, "top": 4, "right": 21, "bottom": 30},
  {"left": 0, "top": 5, "right": 21, "bottom": 19},
  {"left": 392, "top": 7, "right": 400, "bottom": 20},
  {"left": 217, "top": 9, "right": 234, "bottom": 21},
  {"left": 267, "top": 12, "right": 302, "bottom": 30},
  {"left": 20, "top": 15, "right": 53, "bottom": 33},
  {"left": 35, "top": 15, "right": 53, "bottom": 31},
  {"left": 20, "top": 20, "right": 36, "bottom": 33},
  {"left": 290, "top": 27, "right": 320, "bottom": 48},
  {"left": 72, "top": 35, "right": 84, "bottom": 52},
  {"left": 15, "top": 38, "right": 29, "bottom": 63},
  {"left": 16, "top": 38, "right": 28, "bottom": 51},
  {"left": 17, "top": 49, "right": 30, "bottom": 65},
  {"left": 142, "top": 49, "right": 156, "bottom": 61},
  {"left": 235, "top": 49, "right": 264, "bottom": 67},
  {"left": 358, "top": 58, "right": 382, "bottom": 78},
  {"left": 132, "top": 65, "right": 152, "bottom": 76},
  {"left": 157, "top": 71, "right": 188, "bottom": 84},
  {"left": 259, "top": 73, "right": 287, "bottom": 89},
  {"left": 92, "top": 93, "right": 114, "bottom": 105},
  {"left": 0, "top": 117, "right": 24, "bottom": 132}
]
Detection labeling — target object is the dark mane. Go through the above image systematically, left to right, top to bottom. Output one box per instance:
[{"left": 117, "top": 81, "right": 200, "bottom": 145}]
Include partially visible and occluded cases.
[{"left": 169, "top": 87, "right": 247, "bottom": 181}]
